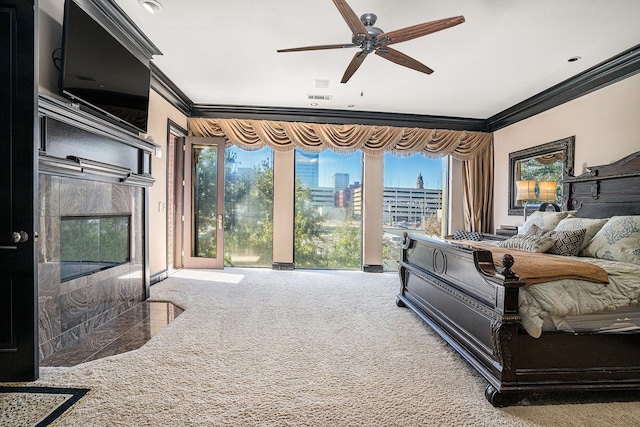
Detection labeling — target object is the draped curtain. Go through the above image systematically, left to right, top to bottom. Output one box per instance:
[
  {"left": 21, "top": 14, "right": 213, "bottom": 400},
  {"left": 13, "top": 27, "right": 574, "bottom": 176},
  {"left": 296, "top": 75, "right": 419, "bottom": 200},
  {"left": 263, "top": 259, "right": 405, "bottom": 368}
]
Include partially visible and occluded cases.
[
  {"left": 188, "top": 117, "right": 493, "bottom": 231},
  {"left": 188, "top": 118, "right": 492, "bottom": 160},
  {"left": 462, "top": 141, "right": 494, "bottom": 233}
]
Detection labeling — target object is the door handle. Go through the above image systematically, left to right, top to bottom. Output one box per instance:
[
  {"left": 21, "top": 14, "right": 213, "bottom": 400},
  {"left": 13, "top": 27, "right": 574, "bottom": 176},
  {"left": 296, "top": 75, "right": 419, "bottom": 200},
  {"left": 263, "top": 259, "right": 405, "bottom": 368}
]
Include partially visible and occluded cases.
[
  {"left": 218, "top": 214, "right": 223, "bottom": 230},
  {"left": 1, "top": 231, "right": 28, "bottom": 249},
  {"left": 12, "top": 231, "right": 28, "bottom": 243}
]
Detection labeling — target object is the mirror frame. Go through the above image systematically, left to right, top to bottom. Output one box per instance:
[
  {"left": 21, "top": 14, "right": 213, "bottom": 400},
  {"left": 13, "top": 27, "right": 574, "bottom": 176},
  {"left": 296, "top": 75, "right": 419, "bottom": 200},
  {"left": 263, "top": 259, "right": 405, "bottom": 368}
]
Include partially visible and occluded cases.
[{"left": 508, "top": 136, "right": 575, "bottom": 216}]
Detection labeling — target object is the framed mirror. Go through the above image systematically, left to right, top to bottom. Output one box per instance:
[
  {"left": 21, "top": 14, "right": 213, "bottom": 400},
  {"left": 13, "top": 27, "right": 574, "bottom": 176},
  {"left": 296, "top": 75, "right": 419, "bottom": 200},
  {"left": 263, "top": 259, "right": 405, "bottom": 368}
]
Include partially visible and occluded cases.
[{"left": 508, "top": 136, "right": 575, "bottom": 216}]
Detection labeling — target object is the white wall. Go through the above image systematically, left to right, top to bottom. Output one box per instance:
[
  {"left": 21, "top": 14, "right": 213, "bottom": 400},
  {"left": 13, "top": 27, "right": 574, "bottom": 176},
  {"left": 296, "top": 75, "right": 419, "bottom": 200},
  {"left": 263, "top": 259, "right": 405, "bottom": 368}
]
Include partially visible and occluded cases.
[{"left": 493, "top": 73, "right": 640, "bottom": 229}]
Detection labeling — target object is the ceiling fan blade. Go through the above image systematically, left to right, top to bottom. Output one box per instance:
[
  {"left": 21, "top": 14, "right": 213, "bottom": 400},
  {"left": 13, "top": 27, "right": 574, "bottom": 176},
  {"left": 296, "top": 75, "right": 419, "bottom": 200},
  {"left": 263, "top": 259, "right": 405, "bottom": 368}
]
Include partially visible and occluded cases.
[
  {"left": 332, "top": 0, "right": 370, "bottom": 39},
  {"left": 378, "top": 16, "right": 465, "bottom": 45},
  {"left": 277, "top": 43, "right": 357, "bottom": 53},
  {"left": 375, "top": 47, "right": 434, "bottom": 75},
  {"left": 341, "top": 51, "right": 368, "bottom": 83}
]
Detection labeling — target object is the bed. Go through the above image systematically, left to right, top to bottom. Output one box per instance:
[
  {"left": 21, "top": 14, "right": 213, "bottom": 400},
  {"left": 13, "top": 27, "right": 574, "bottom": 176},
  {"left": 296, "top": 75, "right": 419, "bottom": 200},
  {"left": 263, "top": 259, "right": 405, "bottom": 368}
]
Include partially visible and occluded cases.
[{"left": 396, "top": 150, "right": 640, "bottom": 407}]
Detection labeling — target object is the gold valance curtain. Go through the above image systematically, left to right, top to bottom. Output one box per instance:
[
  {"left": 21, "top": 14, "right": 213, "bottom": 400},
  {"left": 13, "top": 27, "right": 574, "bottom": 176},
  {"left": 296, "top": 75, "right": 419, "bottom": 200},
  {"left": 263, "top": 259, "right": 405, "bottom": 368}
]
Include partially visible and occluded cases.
[
  {"left": 188, "top": 117, "right": 493, "bottom": 232},
  {"left": 188, "top": 118, "right": 492, "bottom": 160}
]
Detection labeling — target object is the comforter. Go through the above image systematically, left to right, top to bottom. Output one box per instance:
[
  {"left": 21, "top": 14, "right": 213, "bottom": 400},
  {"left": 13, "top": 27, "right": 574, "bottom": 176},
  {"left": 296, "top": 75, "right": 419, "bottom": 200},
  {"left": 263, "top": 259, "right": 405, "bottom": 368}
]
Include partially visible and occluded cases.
[{"left": 518, "top": 256, "right": 640, "bottom": 337}]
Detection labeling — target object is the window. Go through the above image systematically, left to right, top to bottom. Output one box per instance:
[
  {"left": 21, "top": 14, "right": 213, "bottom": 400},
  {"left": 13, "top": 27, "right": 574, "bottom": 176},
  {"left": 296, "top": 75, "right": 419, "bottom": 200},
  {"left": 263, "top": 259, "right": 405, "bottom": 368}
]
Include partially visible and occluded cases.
[
  {"left": 224, "top": 146, "right": 274, "bottom": 267},
  {"left": 294, "top": 150, "right": 362, "bottom": 269},
  {"left": 382, "top": 153, "right": 445, "bottom": 271}
]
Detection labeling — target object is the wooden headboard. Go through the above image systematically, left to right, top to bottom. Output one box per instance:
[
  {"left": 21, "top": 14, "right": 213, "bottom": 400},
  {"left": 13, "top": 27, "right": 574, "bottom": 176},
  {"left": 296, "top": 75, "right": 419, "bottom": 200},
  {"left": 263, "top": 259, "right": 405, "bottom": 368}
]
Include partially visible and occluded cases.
[{"left": 564, "top": 151, "right": 640, "bottom": 218}]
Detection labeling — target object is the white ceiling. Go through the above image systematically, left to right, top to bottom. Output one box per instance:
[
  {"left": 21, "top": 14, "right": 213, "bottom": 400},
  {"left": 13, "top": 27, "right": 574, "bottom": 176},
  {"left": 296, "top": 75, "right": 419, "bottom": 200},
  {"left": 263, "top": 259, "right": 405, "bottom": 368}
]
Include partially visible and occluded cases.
[{"left": 114, "top": 0, "right": 640, "bottom": 120}]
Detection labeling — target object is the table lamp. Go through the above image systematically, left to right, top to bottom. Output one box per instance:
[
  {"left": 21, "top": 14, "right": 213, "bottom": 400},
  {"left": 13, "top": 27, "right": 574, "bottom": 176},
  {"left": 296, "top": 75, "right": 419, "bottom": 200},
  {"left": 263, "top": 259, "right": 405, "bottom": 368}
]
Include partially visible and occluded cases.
[
  {"left": 515, "top": 180, "right": 536, "bottom": 221},
  {"left": 538, "top": 181, "right": 560, "bottom": 211}
]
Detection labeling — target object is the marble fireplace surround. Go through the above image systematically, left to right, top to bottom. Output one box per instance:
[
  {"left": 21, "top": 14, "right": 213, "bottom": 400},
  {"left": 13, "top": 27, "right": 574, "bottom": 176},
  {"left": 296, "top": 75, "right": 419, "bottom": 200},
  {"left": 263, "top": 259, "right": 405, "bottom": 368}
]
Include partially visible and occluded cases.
[
  {"left": 37, "top": 98, "right": 155, "bottom": 361},
  {"left": 38, "top": 175, "right": 144, "bottom": 360}
]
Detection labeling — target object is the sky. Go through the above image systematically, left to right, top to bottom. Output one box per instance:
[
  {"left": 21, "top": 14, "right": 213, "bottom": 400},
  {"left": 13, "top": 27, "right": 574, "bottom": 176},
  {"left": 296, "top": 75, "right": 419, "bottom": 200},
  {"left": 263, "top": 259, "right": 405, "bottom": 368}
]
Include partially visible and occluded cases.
[{"left": 229, "top": 146, "right": 444, "bottom": 190}]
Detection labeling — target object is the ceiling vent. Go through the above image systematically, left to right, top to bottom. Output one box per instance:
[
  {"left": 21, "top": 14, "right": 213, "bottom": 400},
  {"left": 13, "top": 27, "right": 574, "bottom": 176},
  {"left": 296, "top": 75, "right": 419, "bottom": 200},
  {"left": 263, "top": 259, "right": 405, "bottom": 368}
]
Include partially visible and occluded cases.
[{"left": 307, "top": 94, "right": 333, "bottom": 101}]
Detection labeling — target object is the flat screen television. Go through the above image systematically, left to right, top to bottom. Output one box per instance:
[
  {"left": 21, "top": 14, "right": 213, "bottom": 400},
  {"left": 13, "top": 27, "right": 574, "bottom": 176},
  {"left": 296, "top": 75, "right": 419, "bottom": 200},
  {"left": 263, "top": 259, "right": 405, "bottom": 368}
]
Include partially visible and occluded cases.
[{"left": 60, "top": 0, "right": 150, "bottom": 133}]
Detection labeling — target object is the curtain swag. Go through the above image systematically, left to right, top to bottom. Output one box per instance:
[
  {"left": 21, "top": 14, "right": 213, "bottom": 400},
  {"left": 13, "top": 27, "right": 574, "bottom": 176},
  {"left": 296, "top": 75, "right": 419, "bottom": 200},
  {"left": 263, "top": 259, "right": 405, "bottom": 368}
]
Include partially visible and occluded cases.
[{"left": 188, "top": 118, "right": 492, "bottom": 160}]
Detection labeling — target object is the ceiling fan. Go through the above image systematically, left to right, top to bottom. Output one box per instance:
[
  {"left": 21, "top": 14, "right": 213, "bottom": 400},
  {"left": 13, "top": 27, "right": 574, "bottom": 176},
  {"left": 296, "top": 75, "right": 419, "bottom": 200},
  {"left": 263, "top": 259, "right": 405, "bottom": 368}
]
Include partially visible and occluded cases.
[{"left": 277, "top": 0, "right": 465, "bottom": 83}]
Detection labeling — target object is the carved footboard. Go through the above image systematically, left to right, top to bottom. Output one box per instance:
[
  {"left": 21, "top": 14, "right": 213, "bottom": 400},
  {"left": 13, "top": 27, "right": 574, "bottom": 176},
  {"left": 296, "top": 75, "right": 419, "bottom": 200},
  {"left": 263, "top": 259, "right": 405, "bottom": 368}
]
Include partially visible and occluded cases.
[{"left": 397, "top": 232, "right": 640, "bottom": 407}]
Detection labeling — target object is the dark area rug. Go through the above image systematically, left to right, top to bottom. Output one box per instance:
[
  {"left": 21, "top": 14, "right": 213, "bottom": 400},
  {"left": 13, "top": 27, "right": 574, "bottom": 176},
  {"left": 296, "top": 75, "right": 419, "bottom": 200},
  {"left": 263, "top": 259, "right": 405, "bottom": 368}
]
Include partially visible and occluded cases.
[{"left": 0, "top": 386, "right": 92, "bottom": 427}]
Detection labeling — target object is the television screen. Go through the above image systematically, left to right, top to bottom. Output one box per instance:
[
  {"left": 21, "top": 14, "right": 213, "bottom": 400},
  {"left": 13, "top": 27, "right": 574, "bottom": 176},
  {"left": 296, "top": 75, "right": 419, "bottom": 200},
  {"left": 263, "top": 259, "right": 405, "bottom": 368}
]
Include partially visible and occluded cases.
[{"left": 60, "top": 0, "right": 150, "bottom": 133}]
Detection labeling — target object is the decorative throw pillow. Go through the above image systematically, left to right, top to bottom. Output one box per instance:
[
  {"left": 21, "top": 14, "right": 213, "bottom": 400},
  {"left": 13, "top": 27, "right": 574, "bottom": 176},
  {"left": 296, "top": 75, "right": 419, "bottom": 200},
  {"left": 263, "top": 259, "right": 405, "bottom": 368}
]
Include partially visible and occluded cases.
[
  {"left": 520, "top": 210, "right": 570, "bottom": 235},
  {"left": 581, "top": 216, "right": 640, "bottom": 265},
  {"left": 554, "top": 217, "right": 608, "bottom": 251},
  {"left": 525, "top": 223, "right": 545, "bottom": 236},
  {"left": 545, "top": 228, "right": 587, "bottom": 257},
  {"left": 452, "top": 230, "right": 483, "bottom": 241},
  {"left": 498, "top": 234, "right": 555, "bottom": 252}
]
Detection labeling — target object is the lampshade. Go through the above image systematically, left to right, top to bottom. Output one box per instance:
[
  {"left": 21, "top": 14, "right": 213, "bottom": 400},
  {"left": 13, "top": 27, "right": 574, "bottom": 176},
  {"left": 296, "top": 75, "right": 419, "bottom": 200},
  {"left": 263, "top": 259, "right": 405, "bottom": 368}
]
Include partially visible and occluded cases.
[
  {"left": 515, "top": 180, "right": 536, "bottom": 202},
  {"left": 538, "top": 181, "right": 558, "bottom": 202}
]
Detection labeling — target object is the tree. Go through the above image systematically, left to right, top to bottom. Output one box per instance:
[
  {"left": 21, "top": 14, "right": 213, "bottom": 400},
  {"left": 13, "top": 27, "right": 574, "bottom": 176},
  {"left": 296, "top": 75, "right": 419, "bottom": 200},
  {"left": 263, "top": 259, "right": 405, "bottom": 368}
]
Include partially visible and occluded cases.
[
  {"left": 223, "top": 153, "right": 273, "bottom": 266},
  {"left": 293, "top": 180, "right": 328, "bottom": 267},
  {"left": 327, "top": 216, "right": 361, "bottom": 268}
]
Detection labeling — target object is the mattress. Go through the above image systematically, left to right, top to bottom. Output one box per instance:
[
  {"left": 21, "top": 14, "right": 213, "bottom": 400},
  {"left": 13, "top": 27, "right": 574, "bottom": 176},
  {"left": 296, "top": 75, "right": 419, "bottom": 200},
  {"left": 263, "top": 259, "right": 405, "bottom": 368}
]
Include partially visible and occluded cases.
[{"left": 541, "top": 304, "right": 640, "bottom": 333}]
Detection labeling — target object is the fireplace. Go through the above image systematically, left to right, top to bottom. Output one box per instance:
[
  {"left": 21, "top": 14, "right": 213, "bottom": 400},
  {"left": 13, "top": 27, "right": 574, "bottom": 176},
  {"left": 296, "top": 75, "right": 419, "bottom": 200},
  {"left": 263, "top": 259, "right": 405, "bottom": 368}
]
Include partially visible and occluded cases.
[
  {"left": 37, "top": 97, "right": 155, "bottom": 361},
  {"left": 60, "top": 215, "right": 131, "bottom": 281}
]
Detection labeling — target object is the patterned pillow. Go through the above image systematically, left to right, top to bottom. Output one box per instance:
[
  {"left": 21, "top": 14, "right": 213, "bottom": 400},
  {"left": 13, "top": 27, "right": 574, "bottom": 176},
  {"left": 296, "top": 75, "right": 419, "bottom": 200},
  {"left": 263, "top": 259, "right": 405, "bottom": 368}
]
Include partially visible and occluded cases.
[
  {"left": 520, "top": 210, "right": 570, "bottom": 235},
  {"left": 581, "top": 216, "right": 640, "bottom": 265},
  {"left": 554, "top": 217, "right": 608, "bottom": 251},
  {"left": 525, "top": 223, "right": 545, "bottom": 236},
  {"left": 545, "top": 228, "right": 587, "bottom": 257},
  {"left": 452, "top": 230, "right": 484, "bottom": 241},
  {"left": 498, "top": 234, "right": 555, "bottom": 252}
]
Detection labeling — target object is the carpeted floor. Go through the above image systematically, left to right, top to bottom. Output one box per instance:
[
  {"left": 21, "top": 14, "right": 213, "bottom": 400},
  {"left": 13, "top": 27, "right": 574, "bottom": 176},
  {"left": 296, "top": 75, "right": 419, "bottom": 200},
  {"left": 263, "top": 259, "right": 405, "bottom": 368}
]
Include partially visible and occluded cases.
[{"left": 20, "top": 268, "right": 640, "bottom": 426}]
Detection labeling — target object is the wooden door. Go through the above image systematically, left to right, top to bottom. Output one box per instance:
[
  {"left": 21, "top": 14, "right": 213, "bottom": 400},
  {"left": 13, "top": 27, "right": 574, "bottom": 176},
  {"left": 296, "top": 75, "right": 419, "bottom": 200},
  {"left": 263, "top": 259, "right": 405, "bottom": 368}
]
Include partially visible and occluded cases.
[{"left": 0, "top": 0, "right": 39, "bottom": 381}]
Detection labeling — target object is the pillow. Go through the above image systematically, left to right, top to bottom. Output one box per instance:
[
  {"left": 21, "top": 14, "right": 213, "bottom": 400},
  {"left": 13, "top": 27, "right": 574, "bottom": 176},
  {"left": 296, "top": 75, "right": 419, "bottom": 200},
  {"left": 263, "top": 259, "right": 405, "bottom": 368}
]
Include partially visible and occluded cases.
[
  {"left": 520, "top": 210, "right": 570, "bottom": 235},
  {"left": 581, "top": 216, "right": 640, "bottom": 264},
  {"left": 554, "top": 217, "right": 608, "bottom": 251},
  {"left": 521, "top": 223, "right": 586, "bottom": 256},
  {"left": 525, "top": 223, "right": 545, "bottom": 236},
  {"left": 545, "top": 228, "right": 587, "bottom": 257},
  {"left": 452, "top": 230, "right": 483, "bottom": 241},
  {"left": 498, "top": 234, "right": 555, "bottom": 253}
]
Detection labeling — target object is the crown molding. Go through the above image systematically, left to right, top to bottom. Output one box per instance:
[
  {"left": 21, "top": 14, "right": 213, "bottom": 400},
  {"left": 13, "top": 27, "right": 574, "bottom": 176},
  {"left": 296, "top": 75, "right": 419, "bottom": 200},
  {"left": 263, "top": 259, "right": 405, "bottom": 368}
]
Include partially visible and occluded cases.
[
  {"left": 487, "top": 43, "right": 640, "bottom": 131},
  {"left": 150, "top": 63, "right": 193, "bottom": 117},
  {"left": 190, "top": 104, "right": 488, "bottom": 131}
]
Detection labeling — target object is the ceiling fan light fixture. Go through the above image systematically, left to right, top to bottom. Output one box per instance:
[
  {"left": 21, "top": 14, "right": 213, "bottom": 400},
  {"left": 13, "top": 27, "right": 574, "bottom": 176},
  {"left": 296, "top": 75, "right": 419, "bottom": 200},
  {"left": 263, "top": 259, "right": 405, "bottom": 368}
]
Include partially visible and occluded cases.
[{"left": 138, "top": 0, "right": 163, "bottom": 14}]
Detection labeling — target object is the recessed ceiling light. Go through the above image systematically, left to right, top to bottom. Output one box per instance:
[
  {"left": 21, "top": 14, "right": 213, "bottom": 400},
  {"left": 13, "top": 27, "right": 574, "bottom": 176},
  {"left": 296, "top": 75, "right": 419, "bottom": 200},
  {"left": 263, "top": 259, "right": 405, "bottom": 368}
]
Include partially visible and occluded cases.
[
  {"left": 138, "top": 0, "right": 163, "bottom": 14},
  {"left": 568, "top": 56, "right": 581, "bottom": 63},
  {"left": 310, "top": 102, "right": 319, "bottom": 107}
]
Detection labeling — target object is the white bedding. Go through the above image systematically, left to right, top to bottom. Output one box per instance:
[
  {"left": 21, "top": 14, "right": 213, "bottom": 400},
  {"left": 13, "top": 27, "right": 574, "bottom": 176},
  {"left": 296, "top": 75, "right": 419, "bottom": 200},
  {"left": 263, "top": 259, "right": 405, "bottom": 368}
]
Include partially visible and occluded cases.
[{"left": 518, "top": 256, "right": 640, "bottom": 338}]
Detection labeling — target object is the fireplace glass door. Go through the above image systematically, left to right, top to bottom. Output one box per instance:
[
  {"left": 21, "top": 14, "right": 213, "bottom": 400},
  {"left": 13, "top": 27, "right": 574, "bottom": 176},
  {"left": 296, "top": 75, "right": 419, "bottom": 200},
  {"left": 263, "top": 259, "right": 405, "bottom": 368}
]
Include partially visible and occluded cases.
[{"left": 182, "top": 137, "right": 225, "bottom": 269}]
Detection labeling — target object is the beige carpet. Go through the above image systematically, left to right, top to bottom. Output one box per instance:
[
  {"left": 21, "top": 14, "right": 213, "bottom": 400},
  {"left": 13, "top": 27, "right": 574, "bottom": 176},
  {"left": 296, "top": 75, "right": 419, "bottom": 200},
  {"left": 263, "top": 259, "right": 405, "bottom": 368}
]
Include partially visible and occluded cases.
[{"left": 26, "top": 268, "right": 640, "bottom": 426}]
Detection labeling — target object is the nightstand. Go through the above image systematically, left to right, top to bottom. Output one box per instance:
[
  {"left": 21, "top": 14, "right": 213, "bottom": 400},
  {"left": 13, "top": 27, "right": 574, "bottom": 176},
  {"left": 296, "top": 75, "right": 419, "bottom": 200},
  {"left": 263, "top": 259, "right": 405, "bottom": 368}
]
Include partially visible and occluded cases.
[
  {"left": 495, "top": 226, "right": 518, "bottom": 239},
  {"left": 483, "top": 233, "right": 512, "bottom": 242}
]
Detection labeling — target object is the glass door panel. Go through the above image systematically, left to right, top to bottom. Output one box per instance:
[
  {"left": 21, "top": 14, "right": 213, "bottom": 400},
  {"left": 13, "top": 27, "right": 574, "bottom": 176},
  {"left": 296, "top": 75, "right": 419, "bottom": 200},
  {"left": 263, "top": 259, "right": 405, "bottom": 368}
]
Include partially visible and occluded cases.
[{"left": 183, "top": 137, "right": 225, "bottom": 269}]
